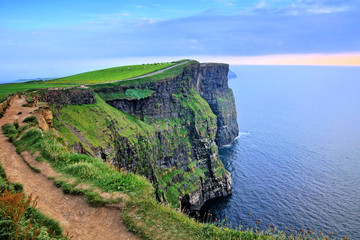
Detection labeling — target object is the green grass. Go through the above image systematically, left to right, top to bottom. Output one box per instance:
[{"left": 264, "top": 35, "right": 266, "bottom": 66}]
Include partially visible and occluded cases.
[
  {"left": 0, "top": 60, "right": 189, "bottom": 100},
  {"left": 90, "top": 60, "right": 196, "bottom": 90},
  {"left": 48, "top": 62, "right": 178, "bottom": 84},
  {"left": 0, "top": 82, "right": 76, "bottom": 100},
  {"left": 125, "top": 88, "right": 154, "bottom": 100},
  {"left": 54, "top": 94, "right": 154, "bottom": 149},
  {"left": 0, "top": 95, "right": 7, "bottom": 103},
  {"left": 23, "top": 115, "right": 38, "bottom": 124},
  {"left": 3, "top": 122, "right": 154, "bottom": 198},
  {"left": 1, "top": 123, "right": 18, "bottom": 142},
  {"left": 0, "top": 161, "right": 67, "bottom": 239}
]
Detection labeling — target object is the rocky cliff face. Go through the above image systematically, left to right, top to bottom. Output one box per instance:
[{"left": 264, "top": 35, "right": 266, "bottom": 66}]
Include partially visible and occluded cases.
[
  {"left": 49, "top": 62, "right": 238, "bottom": 211},
  {"left": 194, "top": 63, "right": 239, "bottom": 147},
  {"left": 39, "top": 88, "right": 95, "bottom": 108}
]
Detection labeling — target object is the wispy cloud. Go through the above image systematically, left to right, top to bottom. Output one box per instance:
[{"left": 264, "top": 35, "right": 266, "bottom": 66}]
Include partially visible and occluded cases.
[
  {"left": 1, "top": 0, "right": 360, "bottom": 82},
  {"left": 215, "top": 0, "right": 236, "bottom": 7},
  {"left": 254, "top": 0, "right": 267, "bottom": 9},
  {"left": 307, "top": 6, "right": 350, "bottom": 14}
]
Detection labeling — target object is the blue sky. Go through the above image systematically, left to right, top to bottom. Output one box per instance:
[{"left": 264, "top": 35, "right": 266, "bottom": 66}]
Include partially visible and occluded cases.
[{"left": 1, "top": 0, "right": 360, "bottom": 82}]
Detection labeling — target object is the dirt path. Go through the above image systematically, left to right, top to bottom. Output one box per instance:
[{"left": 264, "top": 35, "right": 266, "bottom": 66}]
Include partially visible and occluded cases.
[{"left": 0, "top": 97, "right": 140, "bottom": 240}]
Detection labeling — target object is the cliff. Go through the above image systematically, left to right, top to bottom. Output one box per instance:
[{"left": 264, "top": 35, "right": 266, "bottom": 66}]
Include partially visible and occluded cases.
[
  {"left": 44, "top": 61, "right": 238, "bottom": 211},
  {"left": 194, "top": 63, "right": 239, "bottom": 147}
]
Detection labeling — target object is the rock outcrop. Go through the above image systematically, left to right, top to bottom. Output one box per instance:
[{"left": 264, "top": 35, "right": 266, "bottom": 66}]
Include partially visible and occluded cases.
[
  {"left": 39, "top": 88, "right": 95, "bottom": 108},
  {"left": 0, "top": 95, "right": 15, "bottom": 117},
  {"left": 37, "top": 105, "right": 53, "bottom": 130}
]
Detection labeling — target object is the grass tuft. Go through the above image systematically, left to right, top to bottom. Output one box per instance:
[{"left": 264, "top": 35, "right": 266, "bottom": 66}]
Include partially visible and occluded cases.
[{"left": 23, "top": 115, "right": 38, "bottom": 124}]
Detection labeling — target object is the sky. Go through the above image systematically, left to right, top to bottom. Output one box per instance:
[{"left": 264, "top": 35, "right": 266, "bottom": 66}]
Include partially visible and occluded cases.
[{"left": 1, "top": 0, "right": 360, "bottom": 82}]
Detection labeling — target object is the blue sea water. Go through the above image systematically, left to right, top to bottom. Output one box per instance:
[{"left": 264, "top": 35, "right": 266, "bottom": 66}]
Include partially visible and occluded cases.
[{"left": 201, "top": 66, "right": 360, "bottom": 239}]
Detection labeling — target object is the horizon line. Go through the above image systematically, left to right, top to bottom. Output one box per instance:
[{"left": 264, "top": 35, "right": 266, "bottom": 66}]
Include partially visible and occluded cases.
[{"left": 186, "top": 53, "right": 360, "bottom": 66}]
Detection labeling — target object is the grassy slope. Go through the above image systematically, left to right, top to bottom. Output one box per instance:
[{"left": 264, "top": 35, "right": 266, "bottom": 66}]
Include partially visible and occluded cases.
[
  {"left": 48, "top": 62, "right": 177, "bottom": 84},
  {"left": 55, "top": 95, "right": 154, "bottom": 150},
  {"left": 1, "top": 106, "right": 330, "bottom": 240},
  {"left": 2, "top": 120, "right": 331, "bottom": 240}
]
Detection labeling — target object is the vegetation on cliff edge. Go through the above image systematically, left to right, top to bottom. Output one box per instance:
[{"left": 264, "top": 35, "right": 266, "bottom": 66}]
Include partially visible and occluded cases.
[
  {"left": 3, "top": 118, "right": 334, "bottom": 240},
  {"left": 2, "top": 119, "right": 274, "bottom": 240},
  {"left": 0, "top": 161, "right": 67, "bottom": 240}
]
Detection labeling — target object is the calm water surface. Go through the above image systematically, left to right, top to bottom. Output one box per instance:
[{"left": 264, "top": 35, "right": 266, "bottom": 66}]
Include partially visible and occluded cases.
[{"left": 201, "top": 66, "right": 360, "bottom": 239}]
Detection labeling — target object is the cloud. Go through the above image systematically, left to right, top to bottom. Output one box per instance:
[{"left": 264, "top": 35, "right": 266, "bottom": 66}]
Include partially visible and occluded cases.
[
  {"left": 1, "top": 0, "right": 360, "bottom": 81},
  {"left": 215, "top": 0, "right": 236, "bottom": 6},
  {"left": 254, "top": 0, "right": 267, "bottom": 9},
  {"left": 307, "top": 6, "right": 350, "bottom": 14}
]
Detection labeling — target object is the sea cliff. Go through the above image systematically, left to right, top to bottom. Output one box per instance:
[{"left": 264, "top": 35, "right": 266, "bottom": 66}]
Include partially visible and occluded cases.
[{"left": 42, "top": 61, "right": 238, "bottom": 211}]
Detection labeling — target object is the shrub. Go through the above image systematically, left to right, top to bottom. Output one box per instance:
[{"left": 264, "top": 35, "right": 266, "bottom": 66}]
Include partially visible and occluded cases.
[
  {"left": 17, "top": 111, "right": 22, "bottom": 115},
  {"left": 23, "top": 116, "right": 38, "bottom": 124},
  {"left": 1, "top": 123, "right": 17, "bottom": 142},
  {"left": 2, "top": 123, "right": 17, "bottom": 136},
  {"left": 17, "top": 123, "right": 32, "bottom": 134},
  {"left": 15, "top": 129, "right": 43, "bottom": 152},
  {"left": 0, "top": 189, "right": 66, "bottom": 239},
  {"left": 0, "top": 190, "right": 39, "bottom": 239}
]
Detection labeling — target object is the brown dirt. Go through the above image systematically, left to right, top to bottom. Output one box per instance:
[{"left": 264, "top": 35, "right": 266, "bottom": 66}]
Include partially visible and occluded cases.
[{"left": 0, "top": 96, "right": 140, "bottom": 240}]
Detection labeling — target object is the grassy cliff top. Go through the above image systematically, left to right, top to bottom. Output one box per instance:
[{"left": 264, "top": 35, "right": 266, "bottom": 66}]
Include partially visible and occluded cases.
[
  {"left": 0, "top": 60, "right": 190, "bottom": 101},
  {"left": 90, "top": 60, "right": 197, "bottom": 90},
  {"left": 47, "top": 61, "right": 186, "bottom": 85},
  {"left": 0, "top": 82, "right": 77, "bottom": 101}
]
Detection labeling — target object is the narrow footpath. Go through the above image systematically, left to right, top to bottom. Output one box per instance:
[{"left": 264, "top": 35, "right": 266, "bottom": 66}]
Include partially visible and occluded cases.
[{"left": 0, "top": 97, "right": 139, "bottom": 240}]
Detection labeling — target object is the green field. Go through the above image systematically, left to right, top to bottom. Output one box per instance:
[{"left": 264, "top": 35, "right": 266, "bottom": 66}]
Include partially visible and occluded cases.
[
  {"left": 0, "top": 60, "right": 190, "bottom": 102},
  {"left": 91, "top": 60, "right": 196, "bottom": 90},
  {"left": 47, "top": 62, "right": 178, "bottom": 84},
  {"left": 0, "top": 82, "right": 77, "bottom": 101}
]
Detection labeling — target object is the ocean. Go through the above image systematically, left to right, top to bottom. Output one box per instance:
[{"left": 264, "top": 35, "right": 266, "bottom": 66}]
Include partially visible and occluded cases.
[{"left": 201, "top": 66, "right": 360, "bottom": 239}]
